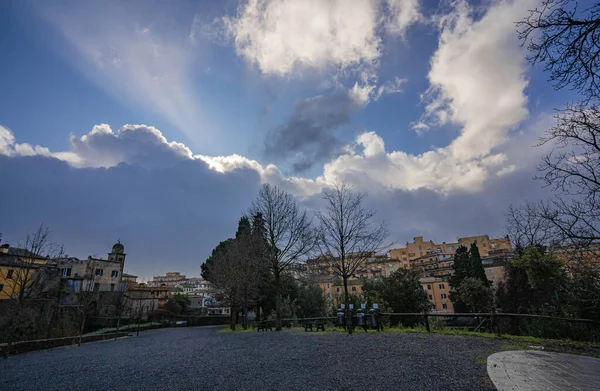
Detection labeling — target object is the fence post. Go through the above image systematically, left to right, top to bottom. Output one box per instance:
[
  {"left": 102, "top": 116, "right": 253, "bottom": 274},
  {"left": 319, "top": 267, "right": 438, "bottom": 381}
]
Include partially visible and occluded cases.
[
  {"left": 424, "top": 312, "right": 431, "bottom": 333},
  {"left": 494, "top": 314, "right": 501, "bottom": 336}
]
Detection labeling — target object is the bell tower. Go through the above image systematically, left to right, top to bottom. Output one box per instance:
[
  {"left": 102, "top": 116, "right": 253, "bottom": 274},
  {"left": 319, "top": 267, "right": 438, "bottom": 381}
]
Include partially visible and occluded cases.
[{"left": 108, "top": 240, "right": 126, "bottom": 266}]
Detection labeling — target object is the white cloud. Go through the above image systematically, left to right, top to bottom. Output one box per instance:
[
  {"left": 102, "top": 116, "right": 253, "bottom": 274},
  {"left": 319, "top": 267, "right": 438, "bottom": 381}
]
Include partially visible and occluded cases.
[
  {"left": 0, "top": 0, "right": 543, "bottom": 200},
  {"left": 221, "top": 0, "right": 383, "bottom": 77},
  {"left": 384, "top": 0, "right": 422, "bottom": 38},
  {"left": 421, "top": 0, "right": 532, "bottom": 162}
]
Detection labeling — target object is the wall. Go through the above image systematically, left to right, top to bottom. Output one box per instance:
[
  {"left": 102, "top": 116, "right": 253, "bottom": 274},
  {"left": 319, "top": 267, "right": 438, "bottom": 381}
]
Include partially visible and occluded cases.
[{"left": 421, "top": 278, "right": 454, "bottom": 313}]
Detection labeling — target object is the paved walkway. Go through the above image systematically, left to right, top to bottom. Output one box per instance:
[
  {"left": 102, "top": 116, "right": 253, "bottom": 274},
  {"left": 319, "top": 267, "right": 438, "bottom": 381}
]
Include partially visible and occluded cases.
[
  {"left": 1, "top": 327, "right": 501, "bottom": 390},
  {"left": 487, "top": 350, "right": 600, "bottom": 390}
]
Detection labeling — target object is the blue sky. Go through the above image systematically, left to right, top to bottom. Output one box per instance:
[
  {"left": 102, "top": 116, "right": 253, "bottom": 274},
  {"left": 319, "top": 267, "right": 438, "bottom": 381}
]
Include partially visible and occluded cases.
[{"left": 0, "top": 0, "right": 582, "bottom": 279}]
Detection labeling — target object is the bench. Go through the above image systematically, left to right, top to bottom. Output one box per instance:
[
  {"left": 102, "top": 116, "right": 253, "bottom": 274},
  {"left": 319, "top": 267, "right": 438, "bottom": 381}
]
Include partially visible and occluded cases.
[
  {"left": 304, "top": 321, "right": 325, "bottom": 332},
  {"left": 256, "top": 322, "right": 273, "bottom": 332}
]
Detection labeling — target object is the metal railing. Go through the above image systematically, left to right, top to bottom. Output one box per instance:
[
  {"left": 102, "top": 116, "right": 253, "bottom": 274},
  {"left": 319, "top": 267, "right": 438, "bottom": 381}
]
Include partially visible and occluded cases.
[{"left": 275, "top": 313, "right": 600, "bottom": 341}]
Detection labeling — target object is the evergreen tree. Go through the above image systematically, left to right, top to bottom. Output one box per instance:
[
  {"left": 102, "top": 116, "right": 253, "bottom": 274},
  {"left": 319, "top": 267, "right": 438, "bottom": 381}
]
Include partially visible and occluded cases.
[
  {"left": 201, "top": 238, "right": 234, "bottom": 281},
  {"left": 469, "top": 242, "right": 490, "bottom": 286},
  {"left": 449, "top": 245, "right": 471, "bottom": 313},
  {"left": 450, "top": 245, "right": 470, "bottom": 286},
  {"left": 362, "top": 269, "right": 430, "bottom": 317},
  {"left": 296, "top": 284, "right": 326, "bottom": 318}
]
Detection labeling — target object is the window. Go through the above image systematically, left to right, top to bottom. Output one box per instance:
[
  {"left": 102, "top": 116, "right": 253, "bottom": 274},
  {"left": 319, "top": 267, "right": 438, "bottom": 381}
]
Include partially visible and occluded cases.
[
  {"left": 483, "top": 243, "right": 487, "bottom": 247},
  {"left": 419, "top": 252, "right": 423, "bottom": 256},
  {"left": 61, "top": 268, "right": 71, "bottom": 277},
  {"left": 7, "top": 269, "right": 14, "bottom": 279},
  {"left": 95, "top": 269, "right": 103, "bottom": 277},
  {"left": 111, "top": 270, "right": 119, "bottom": 278},
  {"left": 94, "top": 283, "right": 100, "bottom": 291},
  {"left": 326, "top": 283, "right": 330, "bottom": 289},
  {"left": 0, "top": 284, "right": 3, "bottom": 291},
  {"left": 110, "top": 284, "right": 115, "bottom": 292},
  {"left": 427, "top": 284, "right": 431, "bottom": 290},
  {"left": 439, "top": 284, "right": 445, "bottom": 289},
  {"left": 336, "top": 287, "right": 340, "bottom": 293},
  {"left": 351, "top": 287, "right": 356, "bottom": 292},
  {"left": 326, "top": 292, "right": 331, "bottom": 298},
  {"left": 441, "top": 293, "right": 447, "bottom": 299},
  {"left": 428, "top": 294, "right": 432, "bottom": 300},
  {"left": 442, "top": 303, "right": 448, "bottom": 309}
]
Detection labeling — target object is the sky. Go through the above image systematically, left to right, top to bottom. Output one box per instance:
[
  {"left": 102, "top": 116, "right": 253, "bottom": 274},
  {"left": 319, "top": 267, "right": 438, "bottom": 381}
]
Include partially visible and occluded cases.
[{"left": 0, "top": 0, "right": 584, "bottom": 279}]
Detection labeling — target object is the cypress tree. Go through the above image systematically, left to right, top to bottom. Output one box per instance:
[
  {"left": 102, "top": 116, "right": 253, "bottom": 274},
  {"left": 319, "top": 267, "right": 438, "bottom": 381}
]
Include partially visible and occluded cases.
[
  {"left": 469, "top": 242, "right": 490, "bottom": 286},
  {"left": 449, "top": 245, "right": 471, "bottom": 312}
]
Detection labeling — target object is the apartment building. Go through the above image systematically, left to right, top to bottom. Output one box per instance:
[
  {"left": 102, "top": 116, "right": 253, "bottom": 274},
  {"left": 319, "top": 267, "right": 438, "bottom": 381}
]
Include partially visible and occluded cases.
[
  {"left": 310, "top": 234, "right": 513, "bottom": 314},
  {"left": 390, "top": 235, "right": 512, "bottom": 262},
  {"left": 421, "top": 277, "right": 454, "bottom": 313}
]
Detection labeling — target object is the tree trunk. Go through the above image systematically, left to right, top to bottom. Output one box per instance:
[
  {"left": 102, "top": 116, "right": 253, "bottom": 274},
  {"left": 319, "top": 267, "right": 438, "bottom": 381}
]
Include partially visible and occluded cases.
[
  {"left": 275, "top": 271, "right": 282, "bottom": 331},
  {"left": 343, "top": 277, "right": 352, "bottom": 334},
  {"left": 243, "top": 292, "right": 248, "bottom": 330},
  {"left": 230, "top": 300, "right": 236, "bottom": 331},
  {"left": 135, "top": 306, "right": 142, "bottom": 337},
  {"left": 78, "top": 312, "right": 86, "bottom": 347},
  {"left": 115, "top": 315, "right": 121, "bottom": 341}
]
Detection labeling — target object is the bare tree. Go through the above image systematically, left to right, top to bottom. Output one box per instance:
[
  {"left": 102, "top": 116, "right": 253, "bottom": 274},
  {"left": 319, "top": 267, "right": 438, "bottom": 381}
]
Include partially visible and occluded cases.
[
  {"left": 518, "top": 0, "right": 600, "bottom": 101},
  {"left": 535, "top": 104, "right": 600, "bottom": 244},
  {"left": 316, "top": 182, "right": 389, "bottom": 334},
  {"left": 250, "top": 184, "right": 315, "bottom": 331},
  {"left": 505, "top": 201, "right": 557, "bottom": 248},
  {"left": 1, "top": 224, "right": 60, "bottom": 354},
  {"left": 76, "top": 261, "right": 102, "bottom": 346},
  {"left": 113, "top": 287, "right": 130, "bottom": 340}
]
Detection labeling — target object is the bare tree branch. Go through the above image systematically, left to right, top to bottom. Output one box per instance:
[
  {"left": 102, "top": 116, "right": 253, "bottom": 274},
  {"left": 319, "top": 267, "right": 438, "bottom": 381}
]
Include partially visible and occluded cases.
[
  {"left": 518, "top": 0, "right": 600, "bottom": 101},
  {"left": 315, "top": 181, "right": 389, "bottom": 334},
  {"left": 250, "top": 184, "right": 315, "bottom": 330}
]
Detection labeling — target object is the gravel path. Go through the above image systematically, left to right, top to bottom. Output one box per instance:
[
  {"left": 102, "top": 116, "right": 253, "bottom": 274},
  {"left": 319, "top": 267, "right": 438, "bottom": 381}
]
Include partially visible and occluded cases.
[{"left": 0, "top": 327, "right": 502, "bottom": 390}]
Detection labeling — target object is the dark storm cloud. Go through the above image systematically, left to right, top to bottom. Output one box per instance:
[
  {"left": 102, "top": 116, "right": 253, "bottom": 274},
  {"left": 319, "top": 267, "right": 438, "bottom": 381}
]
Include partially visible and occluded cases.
[
  {"left": 264, "top": 91, "right": 363, "bottom": 173},
  {"left": 0, "top": 155, "right": 261, "bottom": 279}
]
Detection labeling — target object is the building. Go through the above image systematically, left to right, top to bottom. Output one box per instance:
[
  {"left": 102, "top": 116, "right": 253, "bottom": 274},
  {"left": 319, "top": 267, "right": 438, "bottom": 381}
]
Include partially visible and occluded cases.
[
  {"left": 308, "top": 234, "right": 514, "bottom": 314},
  {"left": 389, "top": 235, "right": 512, "bottom": 262},
  {"left": 54, "top": 241, "right": 128, "bottom": 293},
  {"left": 0, "top": 244, "right": 59, "bottom": 300},
  {"left": 148, "top": 272, "right": 188, "bottom": 288},
  {"left": 177, "top": 277, "right": 210, "bottom": 311},
  {"left": 421, "top": 277, "right": 454, "bottom": 313}
]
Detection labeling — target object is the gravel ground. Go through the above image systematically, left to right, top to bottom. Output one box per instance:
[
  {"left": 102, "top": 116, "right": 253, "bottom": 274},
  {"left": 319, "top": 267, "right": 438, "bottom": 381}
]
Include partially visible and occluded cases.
[{"left": 0, "top": 327, "right": 503, "bottom": 390}]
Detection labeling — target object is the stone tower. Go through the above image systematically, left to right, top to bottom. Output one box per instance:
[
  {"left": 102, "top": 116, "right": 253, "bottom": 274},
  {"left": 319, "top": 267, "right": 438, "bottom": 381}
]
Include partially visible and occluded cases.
[{"left": 108, "top": 240, "right": 126, "bottom": 274}]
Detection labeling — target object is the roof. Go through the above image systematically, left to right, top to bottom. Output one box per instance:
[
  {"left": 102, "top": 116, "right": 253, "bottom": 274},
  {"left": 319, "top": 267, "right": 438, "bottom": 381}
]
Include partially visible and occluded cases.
[
  {"left": 4, "top": 247, "right": 45, "bottom": 258},
  {"left": 122, "top": 273, "right": 138, "bottom": 278}
]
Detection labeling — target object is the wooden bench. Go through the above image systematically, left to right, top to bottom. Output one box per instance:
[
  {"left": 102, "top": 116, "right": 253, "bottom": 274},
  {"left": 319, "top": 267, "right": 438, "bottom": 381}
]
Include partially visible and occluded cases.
[{"left": 256, "top": 322, "right": 272, "bottom": 332}]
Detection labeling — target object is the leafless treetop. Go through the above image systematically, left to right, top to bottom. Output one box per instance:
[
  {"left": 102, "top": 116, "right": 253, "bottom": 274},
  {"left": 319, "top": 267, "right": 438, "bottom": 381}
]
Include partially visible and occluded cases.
[
  {"left": 518, "top": 0, "right": 600, "bottom": 101},
  {"left": 316, "top": 182, "right": 389, "bottom": 280},
  {"left": 251, "top": 184, "right": 315, "bottom": 274}
]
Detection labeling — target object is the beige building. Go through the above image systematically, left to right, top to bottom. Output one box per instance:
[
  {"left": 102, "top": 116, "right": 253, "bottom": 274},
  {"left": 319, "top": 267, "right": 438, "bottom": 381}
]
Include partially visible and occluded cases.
[
  {"left": 310, "top": 234, "right": 513, "bottom": 314},
  {"left": 390, "top": 235, "right": 512, "bottom": 262},
  {"left": 55, "top": 241, "right": 127, "bottom": 292},
  {"left": 148, "top": 272, "right": 188, "bottom": 288},
  {"left": 421, "top": 277, "right": 454, "bottom": 313}
]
